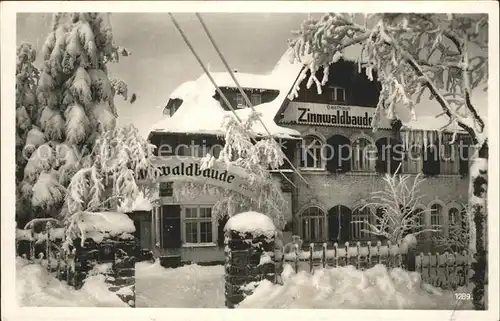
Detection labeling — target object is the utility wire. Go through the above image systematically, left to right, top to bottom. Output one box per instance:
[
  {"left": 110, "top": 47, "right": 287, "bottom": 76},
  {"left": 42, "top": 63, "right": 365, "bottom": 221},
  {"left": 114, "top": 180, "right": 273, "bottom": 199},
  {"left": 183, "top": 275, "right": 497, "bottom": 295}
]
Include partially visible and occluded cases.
[
  {"left": 168, "top": 13, "right": 296, "bottom": 188},
  {"left": 195, "top": 13, "right": 309, "bottom": 188}
]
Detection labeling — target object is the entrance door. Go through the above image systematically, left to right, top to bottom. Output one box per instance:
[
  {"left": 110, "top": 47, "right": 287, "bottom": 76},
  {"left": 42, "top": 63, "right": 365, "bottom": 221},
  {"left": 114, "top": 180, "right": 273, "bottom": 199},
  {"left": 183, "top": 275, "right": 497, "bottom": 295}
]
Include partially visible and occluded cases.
[
  {"left": 161, "top": 205, "right": 181, "bottom": 249},
  {"left": 328, "top": 205, "right": 352, "bottom": 243}
]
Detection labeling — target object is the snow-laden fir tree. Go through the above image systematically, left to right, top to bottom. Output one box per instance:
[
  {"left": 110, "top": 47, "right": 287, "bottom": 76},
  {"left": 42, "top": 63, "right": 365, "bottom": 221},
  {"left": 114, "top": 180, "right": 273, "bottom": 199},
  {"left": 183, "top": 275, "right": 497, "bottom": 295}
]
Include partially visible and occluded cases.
[
  {"left": 17, "top": 13, "right": 140, "bottom": 226},
  {"left": 288, "top": 13, "right": 488, "bottom": 310},
  {"left": 16, "top": 43, "right": 41, "bottom": 227},
  {"left": 175, "top": 112, "right": 288, "bottom": 231},
  {"left": 360, "top": 165, "right": 436, "bottom": 244}
]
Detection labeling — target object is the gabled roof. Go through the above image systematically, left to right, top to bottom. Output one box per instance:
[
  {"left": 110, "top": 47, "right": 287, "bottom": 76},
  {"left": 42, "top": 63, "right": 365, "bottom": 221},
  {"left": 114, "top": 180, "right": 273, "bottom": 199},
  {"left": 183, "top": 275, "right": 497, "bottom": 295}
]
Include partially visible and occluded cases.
[
  {"left": 149, "top": 47, "right": 487, "bottom": 138},
  {"left": 150, "top": 49, "right": 303, "bottom": 139}
]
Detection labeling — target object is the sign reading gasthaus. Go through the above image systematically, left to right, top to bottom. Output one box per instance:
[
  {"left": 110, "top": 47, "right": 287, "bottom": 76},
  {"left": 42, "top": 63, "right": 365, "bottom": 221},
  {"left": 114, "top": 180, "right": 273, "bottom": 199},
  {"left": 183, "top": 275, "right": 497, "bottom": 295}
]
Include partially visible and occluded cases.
[
  {"left": 280, "top": 102, "right": 390, "bottom": 128},
  {"left": 138, "top": 156, "right": 257, "bottom": 197}
]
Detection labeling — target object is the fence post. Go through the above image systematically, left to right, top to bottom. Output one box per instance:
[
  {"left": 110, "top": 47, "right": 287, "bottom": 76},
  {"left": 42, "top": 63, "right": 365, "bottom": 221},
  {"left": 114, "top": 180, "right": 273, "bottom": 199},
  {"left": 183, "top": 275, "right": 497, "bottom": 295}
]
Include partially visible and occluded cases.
[
  {"left": 224, "top": 212, "right": 276, "bottom": 309},
  {"left": 46, "top": 222, "right": 52, "bottom": 272},
  {"left": 29, "top": 226, "right": 35, "bottom": 262},
  {"left": 387, "top": 240, "right": 392, "bottom": 268},
  {"left": 367, "top": 241, "right": 372, "bottom": 268},
  {"left": 377, "top": 241, "right": 382, "bottom": 264},
  {"left": 344, "top": 242, "right": 349, "bottom": 266},
  {"left": 356, "top": 242, "right": 361, "bottom": 269},
  {"left": 294, "top": 243, "right": 299, "bottom": 272},
  {"left": 309, "top": 243, "right": 314, "bottom": 273},
  {"left": 322, "top": 243, "right": 326, "bottom": 269},
  {"left": 333, "top": 243, "right": 338, "bottom": 267},
  {"left": 406, "top": 244, "right": 416, "bottom": 272}
]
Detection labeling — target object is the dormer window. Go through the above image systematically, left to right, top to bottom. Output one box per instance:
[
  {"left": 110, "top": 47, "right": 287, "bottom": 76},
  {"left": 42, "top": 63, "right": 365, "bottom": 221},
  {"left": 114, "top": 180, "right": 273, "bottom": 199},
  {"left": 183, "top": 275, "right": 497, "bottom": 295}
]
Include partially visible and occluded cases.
[
  {"left": 329, "top": 86, "right": 345, "bottom": 103},
  {"left": 163, "top": 98, "right": 183, "bottom": 116}
]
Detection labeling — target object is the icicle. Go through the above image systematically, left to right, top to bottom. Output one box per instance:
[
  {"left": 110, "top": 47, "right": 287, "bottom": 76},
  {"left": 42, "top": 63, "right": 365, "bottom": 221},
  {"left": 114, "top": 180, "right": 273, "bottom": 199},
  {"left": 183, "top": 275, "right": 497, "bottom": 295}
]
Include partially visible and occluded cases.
[
  {"left": 423, "top": 130, "right": 428, "bottom": 149},
  {"left": 405, "top": 131, "right": 409, "bottom": 151},
  {"left": 429, "top": 131, "right": 435, "bottom": 146},
  {"left": 438, "top": 131, "right": 443, "bottom": 152}
]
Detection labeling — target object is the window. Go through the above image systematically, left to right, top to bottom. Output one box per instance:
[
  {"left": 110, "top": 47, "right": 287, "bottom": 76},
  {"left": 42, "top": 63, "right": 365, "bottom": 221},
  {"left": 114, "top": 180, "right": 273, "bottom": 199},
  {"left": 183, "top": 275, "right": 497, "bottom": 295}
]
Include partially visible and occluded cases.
[
  {"left": 329, "top": 86, "right": 346, "bottom": 103},
  {"left": 236, "top": 93, "right": 246, "bottom": 108},
  {"left": 250, "top": 93, "right": 261, "bottom": 106},
  {"left": 440, "top": 134, "right": 458, "bottom": 174},
  {"left": 300, "top": 136, "right": 323, "bottom": 169},
  {"left": 375, "top": 137, "right": 402, "bottom": 174},
  {"left": 351, "top": 138, "right": 376, "bottom": 171},
  {"left": 180, "top": 143, "right": 205, "bottom": 158},
  {"left": 403, "top": 144, "right": 422, "bottom": 174},
  {"left": 159, "top": 182, "right": 173, "bottom": 197},
  {"left": 430, "top": 203, "right": 443, "bottom": 235},
  {"left": 183, "top": 206, "right": 214, "bottom": 244},
  {"left": 301, "top": 207, "right": 325, "bottom": 243},
  {"left": 351, "top": 207, "right": 371, "bottom": 240},
  {"left": 411, "top": 207, "right": 426, "bottom": 239},
  {"left": 448, "top": 207, "right": 460, "bottom": 225}
]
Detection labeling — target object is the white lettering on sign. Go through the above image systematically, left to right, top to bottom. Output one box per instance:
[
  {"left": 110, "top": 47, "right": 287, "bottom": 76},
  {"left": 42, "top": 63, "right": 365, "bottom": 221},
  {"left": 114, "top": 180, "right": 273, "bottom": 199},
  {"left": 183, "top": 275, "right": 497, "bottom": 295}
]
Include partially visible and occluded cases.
[
  {"left": 280, "top": 102, "right": 391, "bottom": 128},
  {"left": 138, "top": 156, "right": 257, "bottom": 197}
]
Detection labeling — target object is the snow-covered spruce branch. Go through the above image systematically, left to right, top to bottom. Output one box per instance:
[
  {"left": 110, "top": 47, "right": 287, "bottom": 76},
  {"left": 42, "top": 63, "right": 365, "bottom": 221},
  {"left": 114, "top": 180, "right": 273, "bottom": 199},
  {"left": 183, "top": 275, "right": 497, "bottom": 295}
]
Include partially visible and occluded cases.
[
  {"left": 288, "top": 13, "right": 487, "bottom": 145},
  {"left": 174, "top": 112, "right": 288, "bottom": 230},
  {"left": 64, "top": 124, "right": 160, "bottom": 218}
]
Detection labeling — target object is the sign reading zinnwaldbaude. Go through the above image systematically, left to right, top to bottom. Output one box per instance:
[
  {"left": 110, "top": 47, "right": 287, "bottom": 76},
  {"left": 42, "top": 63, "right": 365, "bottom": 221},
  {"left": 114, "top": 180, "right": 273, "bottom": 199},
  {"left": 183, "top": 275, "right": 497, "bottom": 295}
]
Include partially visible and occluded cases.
[
  {"left": 281, "top": 102, "right": 390, "bottom": 128},
  {"left": 138, "top": 156, "right": 257, "bottom": 198}
]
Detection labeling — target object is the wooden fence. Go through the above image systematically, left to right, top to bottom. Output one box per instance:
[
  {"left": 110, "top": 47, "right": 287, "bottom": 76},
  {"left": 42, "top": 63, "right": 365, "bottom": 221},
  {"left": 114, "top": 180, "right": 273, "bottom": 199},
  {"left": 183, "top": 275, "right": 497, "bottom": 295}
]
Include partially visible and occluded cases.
[{"left": 275, "top": 241, "right": 472, "bottom": 290}]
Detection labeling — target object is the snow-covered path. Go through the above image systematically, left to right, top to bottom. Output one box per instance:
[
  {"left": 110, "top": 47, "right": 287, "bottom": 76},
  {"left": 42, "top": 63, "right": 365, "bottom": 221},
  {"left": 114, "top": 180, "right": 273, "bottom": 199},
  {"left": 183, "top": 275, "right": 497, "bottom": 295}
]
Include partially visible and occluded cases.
[{"left": 135, "top": 262, "right": 225, "bottom": 308}]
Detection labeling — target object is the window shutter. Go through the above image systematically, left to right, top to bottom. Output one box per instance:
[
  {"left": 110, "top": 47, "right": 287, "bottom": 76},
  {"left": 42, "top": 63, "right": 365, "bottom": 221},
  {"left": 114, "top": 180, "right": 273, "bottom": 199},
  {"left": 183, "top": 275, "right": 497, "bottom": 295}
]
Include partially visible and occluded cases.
[
  {"left": 375, "top": 139, "right": 387, "bottom": 173},
  {"left": 459, "top": 142, "right": 469, "bottom": 176},
  {"left": 422, "top": 144, "right": 440, "bottom": 176}
]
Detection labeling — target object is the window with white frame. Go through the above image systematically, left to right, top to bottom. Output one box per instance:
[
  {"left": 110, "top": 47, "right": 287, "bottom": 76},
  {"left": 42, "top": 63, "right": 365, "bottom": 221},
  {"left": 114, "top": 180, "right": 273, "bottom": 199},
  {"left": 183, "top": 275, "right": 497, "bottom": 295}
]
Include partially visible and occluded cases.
[
  {"left": 329, "top": 86, "right": 346, "bottom": 103},
  {"left": 236, "top": 93, "right": 246, "bottom": 108},
  {"left": 250, "top": 93, "right": 261, "bottom": 106},
  {"left": 300, "top": 136, "right": 324, "bottom": 169},
  {"left": 351, "top": 138, "right": 376, "bottom": 171},
  {"left": 430, "top": 203, "right": 443, "bottom": 235},
  {"left": 183, "top": 206, "right": 215, "bottom": 244},
  {"left": 301, "top": 207, "right": 325, "bottom": 243},
  {"left": 350, "top": 207, "right": 371, "bottom": 240}
]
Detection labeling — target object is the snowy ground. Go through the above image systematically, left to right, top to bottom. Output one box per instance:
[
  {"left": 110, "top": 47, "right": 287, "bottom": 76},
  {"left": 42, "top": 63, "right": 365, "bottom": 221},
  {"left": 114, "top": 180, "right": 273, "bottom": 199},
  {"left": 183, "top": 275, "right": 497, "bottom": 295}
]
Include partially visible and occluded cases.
[
  {"left": 16, "top": 257, "right": 127, "bottom": 307},
  {"left": 17, "top": 258, "right": 474, "bottom": 309},
  {"left": 135, "top": 261, "right": 225, "bottom": 308},
  {"left": 135, "top": 261, "right": 473, "bottom": 309}
]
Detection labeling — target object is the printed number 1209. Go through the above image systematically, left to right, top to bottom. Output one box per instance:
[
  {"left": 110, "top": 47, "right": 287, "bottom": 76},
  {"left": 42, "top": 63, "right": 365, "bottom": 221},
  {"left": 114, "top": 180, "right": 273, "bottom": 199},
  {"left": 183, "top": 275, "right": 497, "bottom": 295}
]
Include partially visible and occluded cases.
[{"left": 454, "top": 293, "right": 472, "bottom": 300}]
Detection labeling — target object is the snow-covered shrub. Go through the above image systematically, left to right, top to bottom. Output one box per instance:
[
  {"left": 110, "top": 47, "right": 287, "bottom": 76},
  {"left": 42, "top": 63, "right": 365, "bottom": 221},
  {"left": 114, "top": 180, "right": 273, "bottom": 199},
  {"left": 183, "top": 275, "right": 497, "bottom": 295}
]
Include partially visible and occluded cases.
[{"left": 360, "top": 166, "right": 437, "bottom": 243}]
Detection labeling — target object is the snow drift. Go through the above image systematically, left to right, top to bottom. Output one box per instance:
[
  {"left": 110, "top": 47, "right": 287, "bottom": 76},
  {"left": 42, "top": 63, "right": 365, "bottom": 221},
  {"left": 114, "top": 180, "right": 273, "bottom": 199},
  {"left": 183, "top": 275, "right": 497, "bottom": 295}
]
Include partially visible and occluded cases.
[
  {"left": 16, "top": 257, "right": 128, "bottom": 307},
  {"left": 238, "top": 264, "right": 473, "bottom": 309}
]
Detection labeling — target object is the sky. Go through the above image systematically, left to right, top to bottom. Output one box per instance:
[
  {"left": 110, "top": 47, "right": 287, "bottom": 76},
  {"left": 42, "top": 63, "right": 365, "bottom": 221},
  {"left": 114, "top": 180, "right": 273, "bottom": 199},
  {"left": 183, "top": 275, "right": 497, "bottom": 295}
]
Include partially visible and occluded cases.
[
  {"left": 16, "top": 12, "right": 488, "bottom": 137},
  {"left": 16, "top": 13, "right": 310, "bottom": 137}
]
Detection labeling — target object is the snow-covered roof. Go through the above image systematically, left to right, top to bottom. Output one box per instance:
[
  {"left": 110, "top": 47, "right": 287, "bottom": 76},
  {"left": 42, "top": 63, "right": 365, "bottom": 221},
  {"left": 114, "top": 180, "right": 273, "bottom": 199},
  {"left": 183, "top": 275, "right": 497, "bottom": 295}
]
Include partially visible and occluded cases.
[
  {"left": 151, "top": 47, "right": 488, "bottom": 137},
  {"left": 150, "top": 49, "right": 303, "bottom": 139},
  {"left": 118, "top": 191, "right": 153, "bottom": 213}
]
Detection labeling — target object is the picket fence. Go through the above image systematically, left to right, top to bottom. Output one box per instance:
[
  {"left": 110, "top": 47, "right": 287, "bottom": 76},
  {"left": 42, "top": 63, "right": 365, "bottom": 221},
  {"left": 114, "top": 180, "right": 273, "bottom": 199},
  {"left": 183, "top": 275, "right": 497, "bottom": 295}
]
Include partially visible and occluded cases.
[{"left": 276, "top": 241, "right": 472, "bottom": 290}]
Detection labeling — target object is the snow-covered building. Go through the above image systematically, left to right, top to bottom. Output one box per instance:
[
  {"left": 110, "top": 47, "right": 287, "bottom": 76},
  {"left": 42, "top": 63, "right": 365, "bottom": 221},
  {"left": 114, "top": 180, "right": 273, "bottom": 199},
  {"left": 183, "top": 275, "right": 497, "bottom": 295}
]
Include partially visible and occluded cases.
[{"left": 145, "top": 50, "right": 475, "bottom": 266}]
